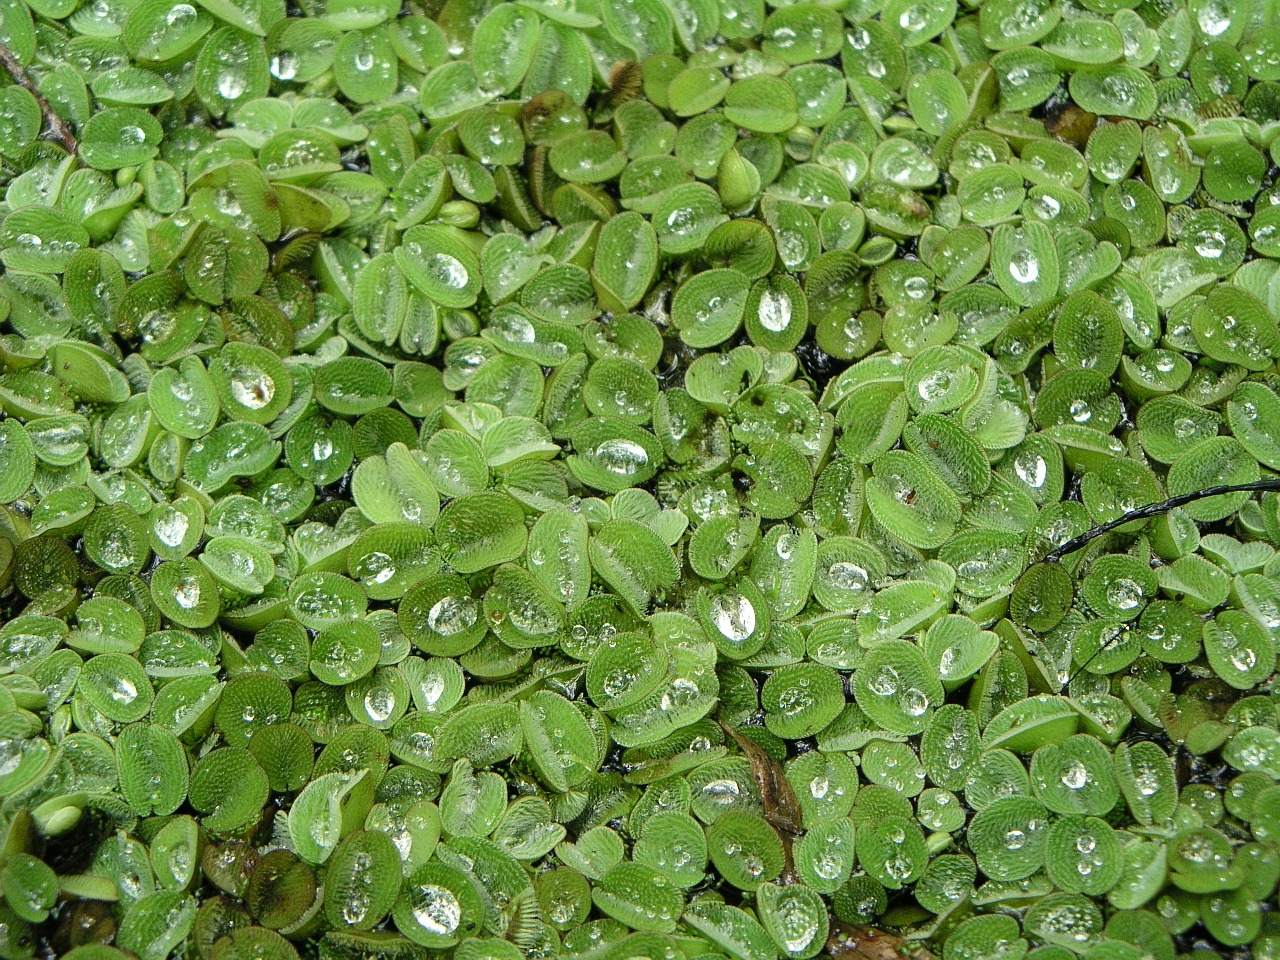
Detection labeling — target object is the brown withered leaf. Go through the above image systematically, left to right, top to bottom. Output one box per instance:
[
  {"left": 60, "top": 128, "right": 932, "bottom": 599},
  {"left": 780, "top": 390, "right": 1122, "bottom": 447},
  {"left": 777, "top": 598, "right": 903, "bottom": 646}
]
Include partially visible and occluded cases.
[
  {"left": 608, "top": 60, "right": 643, "bottom": 105},
  {"left": 1195, "top": 95, "right": 1242, "bottom": 121},
  {"left": 1043, "top": 102, "right": 1097, "bottom": 147},
  {"left": 717, "top": 719, "right": 803, "bottom": 835},
  {"left": 49, "top": 899, "right": 117, "bottom": 954},
  {"left": 827, "top": 923, "right": 939, "bottom": 960}
]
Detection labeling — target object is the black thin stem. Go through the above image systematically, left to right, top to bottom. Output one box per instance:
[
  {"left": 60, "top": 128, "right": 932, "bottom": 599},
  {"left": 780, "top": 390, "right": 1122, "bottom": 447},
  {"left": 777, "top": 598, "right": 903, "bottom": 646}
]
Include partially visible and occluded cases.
[
  {"left": 0, "top": 42, "right": 76, "bottom": 154},
  {"left": 1045, "top": 478, "right": 1280, "bottom": 564}
]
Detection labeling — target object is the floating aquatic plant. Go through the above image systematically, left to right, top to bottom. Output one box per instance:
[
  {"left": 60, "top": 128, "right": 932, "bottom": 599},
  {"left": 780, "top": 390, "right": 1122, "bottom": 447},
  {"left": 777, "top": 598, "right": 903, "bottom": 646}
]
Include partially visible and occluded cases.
[{"left": 3, "top": 0, "right": 1280, "bottom": 958}]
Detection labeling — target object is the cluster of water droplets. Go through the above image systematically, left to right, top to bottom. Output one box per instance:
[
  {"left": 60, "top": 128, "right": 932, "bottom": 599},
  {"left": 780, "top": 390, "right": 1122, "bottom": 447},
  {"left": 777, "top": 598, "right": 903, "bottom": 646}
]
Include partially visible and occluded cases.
[{"left": 1215, "top": 623, "right": 1260, "bottom": 674}]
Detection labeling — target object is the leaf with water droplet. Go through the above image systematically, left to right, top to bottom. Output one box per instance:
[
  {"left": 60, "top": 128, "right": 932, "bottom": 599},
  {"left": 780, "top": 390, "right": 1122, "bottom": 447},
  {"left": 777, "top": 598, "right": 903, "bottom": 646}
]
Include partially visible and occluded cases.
[
  {"left": 990, "top": 220, "right": 1059, "bottom": 307},
  {"left": 395, "top": 224, "right": 481, "bottom": 309},
  {"left": 116, "top": 723, "right": 189, "bottom": 817},
  {"left": 1030, "top": 734, "right": 1119, "bottom": 816},
  {"left": 189, "top": 746, "right": 269, "bottom": 835},
  {"left": 856, "top": 816, "right": 926, "bottom": 890},
  {"left": 323, "top": 829, "right": 402, "bottom": 930},
  {"left": 592, "top": 861, "right": 684, "bottom": 932}
]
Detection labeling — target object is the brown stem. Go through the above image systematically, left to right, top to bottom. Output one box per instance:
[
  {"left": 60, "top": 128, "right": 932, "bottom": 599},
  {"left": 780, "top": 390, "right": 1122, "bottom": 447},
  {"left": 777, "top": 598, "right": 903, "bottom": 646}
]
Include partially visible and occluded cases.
[
  {"left": 0, "top": 41, "right": 76, "bottom": 154},
  {"left": 1044, "top": 477, "right": 1280, "bottom": 563}
]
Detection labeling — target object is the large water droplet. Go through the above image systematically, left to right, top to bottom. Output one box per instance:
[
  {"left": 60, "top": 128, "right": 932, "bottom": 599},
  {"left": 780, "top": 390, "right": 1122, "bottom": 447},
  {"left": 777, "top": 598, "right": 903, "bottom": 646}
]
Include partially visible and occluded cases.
[
  {"left": 709, "top": 592, "right": 756, "bottom": 643},
  {"left": 427, "top": 595, "right": 478, "bottom": 636},
  {"left": 410, "top": 884, "right": 461, "bottom": 935}
]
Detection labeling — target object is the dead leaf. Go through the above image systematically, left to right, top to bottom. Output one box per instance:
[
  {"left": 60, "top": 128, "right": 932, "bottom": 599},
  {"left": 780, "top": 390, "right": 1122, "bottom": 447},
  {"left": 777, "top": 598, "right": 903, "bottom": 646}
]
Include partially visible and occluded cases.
[
  {"left": 608, "top": 60, "right": 643, "bottom": 105},
  {"left": 1043, "top": 103, "right": 1096, "bottom": 147},
  {"left": 717, "top": 719, "right": 803, "bottom": 835},
  {"left": 717, "top": 719, "right": 803, "bottom": 884},
  {"left": 826, "top": 923, "right": 940, "bottom": 960}
]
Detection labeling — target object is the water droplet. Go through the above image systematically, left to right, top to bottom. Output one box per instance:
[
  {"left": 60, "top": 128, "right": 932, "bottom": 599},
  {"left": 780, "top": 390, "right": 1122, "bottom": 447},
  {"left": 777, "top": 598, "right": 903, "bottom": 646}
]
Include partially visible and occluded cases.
[
  {"left": 1198, "top": 0, "right": 1231, "bottom": 35},
  {"left": 166, "top": 2, "right": 196, "bottom": 26},
  {"left": 270, "top": 51, "right": 299, "bottom": 80},
  {"left": 217, "top": 71, "right": 245, "bottom": 100},
  {"left": 1008, "top": 248, "right": 1039, "bottom": 283},
  {"left": 426, "top": 252, "right": 469, "bottom": 289},
  {"left": 757, "top": 288, "right": 792, "bottom": 332},
  {"left": 230, "top": 366, "right": 274, "bottom": 409},
  {"left": 593, "top": 438, "right": 649, "bottom": 476},
  {"left": 1013, "top": 452, "right": 1047, "bottom": 488},
  {"left": 154, "top": 508, "right": 189, "bottom": 547},
  {"left": 827, "top": 561, "right": 869, "bottom": 592},
  {"left": 174, "top": 577, "right": 202, "bottom": 609},
  {"left": 709, "top": 592, "right": 756, "bottom": 643},
  {"left": 427, "top": 595, "right": 478, "bottom": 636},
  {"left": 868, "top": 665, "right": 898, "bottom": 697},
  {"left": 110, "top": 675, "right": 138, "bottom": 703},
  {"left": 900, "top": 687, "right": 929, "bottom": 716},
  {"left": 364, "top": 688, "right": 395, "bottom": 722},
  {"left": 1061, "top": 760, "right": 1089, "bottom": 790},
  {"left": 703, "top": 779, "right": 741, "bottom": 804},
  {"left": 410, "top": 884, "right": 461, "bottom": 935}
]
